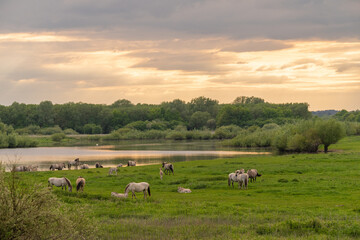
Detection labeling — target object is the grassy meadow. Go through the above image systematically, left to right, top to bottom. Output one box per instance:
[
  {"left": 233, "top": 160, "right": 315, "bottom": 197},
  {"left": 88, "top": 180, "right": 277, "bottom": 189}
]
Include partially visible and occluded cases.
[{"left": 12, "top": 136, "right": 360, "bottom": 239}]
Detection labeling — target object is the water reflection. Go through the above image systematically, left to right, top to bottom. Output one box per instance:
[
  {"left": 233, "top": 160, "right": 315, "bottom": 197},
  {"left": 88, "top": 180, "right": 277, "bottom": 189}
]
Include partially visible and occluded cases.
[{"left": 0, "top": 140, "right": 269, "bottom": 171}]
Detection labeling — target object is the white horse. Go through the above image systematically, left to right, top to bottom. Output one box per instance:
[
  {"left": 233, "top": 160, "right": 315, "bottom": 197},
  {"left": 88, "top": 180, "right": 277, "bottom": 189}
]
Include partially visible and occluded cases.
[
  {"left": 68, "top": 158, "right": 80, "bottom": 170},
  {"left": 127, "top": 161, "right": 136, "bottom": 167},
  {"left": 162, "top": 162, "right": 174, "bottom": 175},
  {"left": 50, "top": 163, "right": 66, "bottom": 171},
  {"left": 79, "top": 164, "right": 89, "bottom": 169},
  {"left": 109, "top": 167, "right": 117, "bottom": 175},
  {"left": 228, "top": 169, "right": 244, "bottom": 187},
  {"left": 247, "top": 169, "right": 262, "bottom": 182},
  {"left": 236, "top": 172, "right": 249, "bottom": 190},
  {"left": 48, "top": 177, "right": 72, "bottom": 192},
  {"left": 76, "top": 177, "right": 85, "bottom": 192},
  {"left": 125, "top": 182, "right": 151, "bottom": 199},
  {"left": 178, "top": 187, "right": 191, "bottom": 193},
  {"left": 111, "top": 192, "right": 128, "bottom": 198}
]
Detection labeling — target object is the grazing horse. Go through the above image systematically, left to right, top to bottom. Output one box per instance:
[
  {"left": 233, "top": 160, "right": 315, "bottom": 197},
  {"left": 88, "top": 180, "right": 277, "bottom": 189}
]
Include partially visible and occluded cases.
[
  {"left": 68, "top": 158, "right": 80, "bottom": 170},
  {"left": 127, "top": 161, "right": 136, "bottom": 167},
  {"left": 95, "top": 162, "right": 103, "bottom": 168},
  {"left": 162, "top": 162, "right": 174, "bottom": 175},
  {"left": 49, "top": 163, "right": 66, "bottom": 171},
  {"left": 79, "top": 164, "right": 89, "bottom": 169},
  {"left": 117, "top": 164, "right": 123, "bottom": 168},
  {"left": 13, "top": 165, "right": 30, "bottom": 172},
  {"left": 109, "top": 167, "right": 117, "bottom": 175},
  {"left": 159, "top": 168, "right": 163, "bottom": 180},
  {"left": 228, "top": 169, "right": 245, "bottom": 188},
  {"left": 247, "top": 169, "right": 262, "bottom": 183},
  {"left": 236, "top": 172, "right": 249, "bottom": 190},
  {"left": 48, "top": 177, "right": 72, "bottom": 192},
  {"left": 76, "top": 177, "right": 85, "bottom": 192},
  {"left": 125, "top": 182, "right": 151, "bottom": 199},
  {"left": 178, "top": 187, "right": 191, "bottom": 193},
  {"left": 111, "top": 192, "right": 128, "bottom": 198}
]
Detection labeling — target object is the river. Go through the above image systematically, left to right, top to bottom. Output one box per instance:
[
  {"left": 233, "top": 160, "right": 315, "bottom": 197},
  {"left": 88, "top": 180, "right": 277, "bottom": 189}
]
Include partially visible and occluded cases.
[{"left": 0, "top": 140, "right": 270, "bottom": 171}]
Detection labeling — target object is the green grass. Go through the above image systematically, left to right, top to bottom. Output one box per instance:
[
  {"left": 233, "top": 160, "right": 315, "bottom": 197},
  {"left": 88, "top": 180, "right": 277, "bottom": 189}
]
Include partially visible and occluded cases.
[{"left": 14, "top": 136, "right": 360, "bottom": 239}]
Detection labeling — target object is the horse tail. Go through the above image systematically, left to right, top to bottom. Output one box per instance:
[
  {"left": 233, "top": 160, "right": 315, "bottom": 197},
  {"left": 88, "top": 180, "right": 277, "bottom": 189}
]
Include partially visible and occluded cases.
[
  {"left": 49, "top": 165, "right": 52, "bottom": 170},
  {"left": 170, "top": 165, "right": 174, "bottom": 174},
  {"left": 257, "top": 173, "right": 262, "bottom": 177},
  {"left": 228, "top": 176, "right": 231, "bottom": 186},
  {"left": 64, "top": 177, "right": 72, "bottom": 192},
  {"left": 77, "top": 179, "right": 84, "bottom": 191},
  {"left": 148, "top": 186, "right": 151, "bottom": 197}
]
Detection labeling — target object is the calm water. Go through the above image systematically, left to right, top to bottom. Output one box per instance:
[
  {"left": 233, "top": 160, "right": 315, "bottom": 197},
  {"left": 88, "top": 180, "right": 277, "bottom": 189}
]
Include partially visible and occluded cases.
[{"left": 0, "top": 140, "right": 270, "bottom": 171}]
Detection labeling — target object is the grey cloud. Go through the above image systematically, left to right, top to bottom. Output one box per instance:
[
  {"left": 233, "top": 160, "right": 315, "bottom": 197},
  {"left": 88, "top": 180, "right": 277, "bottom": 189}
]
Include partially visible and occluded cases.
[
  {"left": 0, "top": 0, "right": 359, "bottom": 40},
  {"left": 222, "top": 40, "right": 293, "bottom": 52},
  {"left": 130, "top": 51, "right": 230, "bottom": 74},
  {"left": 332, "top": 63, "right": 360, "bottom": 73},
  {"left": 210, "top": 75, "right": 290, "bottom": 85}
]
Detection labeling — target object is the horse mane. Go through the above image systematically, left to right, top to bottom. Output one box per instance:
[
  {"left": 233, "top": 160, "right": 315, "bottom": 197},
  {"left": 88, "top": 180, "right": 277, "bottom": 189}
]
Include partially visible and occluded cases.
[
  {"left": 63, "top": 177, "right": 72, "bottom": 190},
  {"left": 124, "top": 183, "right": 130, "bottom": 193}
]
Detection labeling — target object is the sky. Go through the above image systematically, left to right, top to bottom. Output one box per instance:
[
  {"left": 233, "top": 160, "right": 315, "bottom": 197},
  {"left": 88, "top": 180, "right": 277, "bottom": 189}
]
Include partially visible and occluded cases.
[{"left": 0, "top": 0, "right": 359, "bottom": 110}]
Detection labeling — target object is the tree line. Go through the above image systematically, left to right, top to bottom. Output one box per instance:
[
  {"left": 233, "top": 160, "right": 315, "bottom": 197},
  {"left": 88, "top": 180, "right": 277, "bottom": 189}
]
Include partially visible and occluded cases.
[{"left": 0, "top": 96, "right": 311, "bottom": 134}]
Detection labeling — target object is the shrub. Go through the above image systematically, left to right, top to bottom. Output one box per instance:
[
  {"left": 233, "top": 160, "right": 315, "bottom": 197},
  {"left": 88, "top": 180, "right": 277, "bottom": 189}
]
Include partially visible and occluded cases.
[
  {"left": 39, "top": 126, "right": 63, "bottom": 135},
  {"left": 64, "top": 128, "right": 79, "bottom": 135},
  {"left": 51, "top": 133, "right": 66, "bottom": 142},
  {"left": 0, "top": 164, "right": 97, "bottom": 239}
]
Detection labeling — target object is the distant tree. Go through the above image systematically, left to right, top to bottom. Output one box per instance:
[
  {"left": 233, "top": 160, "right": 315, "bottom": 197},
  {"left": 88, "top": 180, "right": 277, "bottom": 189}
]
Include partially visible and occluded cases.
[
  {"left": 189, "top": 96, "right": 219, "bottom": 117},
  {"left": 233, "top": 96, "right": 265, "bottom": 105},
  {"left": 111, "top": 99, "right": 133, "bottom": 108},
  {"left": 37, "top": 101, "right": 54, "bottom": 127},
  {"left": 189, "top": 111, "right": 211, "bottom": 129},
  {"left": 316, "top": 119, "right": 345, "bottom": 153}
]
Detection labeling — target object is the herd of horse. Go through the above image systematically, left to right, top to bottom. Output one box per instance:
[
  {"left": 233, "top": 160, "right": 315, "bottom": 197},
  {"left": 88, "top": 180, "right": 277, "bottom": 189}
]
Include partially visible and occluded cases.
[
  {"left": 17, "top": 157, "right": 262, "bottom": 199},
  {"left": 228, "top": 168, "right": 262, "bottom": 190}
]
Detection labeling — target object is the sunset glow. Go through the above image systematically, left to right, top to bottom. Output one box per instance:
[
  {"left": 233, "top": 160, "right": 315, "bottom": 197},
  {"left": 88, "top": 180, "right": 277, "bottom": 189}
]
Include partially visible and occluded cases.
[{"left": 0, "top": 1, "right": 359, "bottom": 110}]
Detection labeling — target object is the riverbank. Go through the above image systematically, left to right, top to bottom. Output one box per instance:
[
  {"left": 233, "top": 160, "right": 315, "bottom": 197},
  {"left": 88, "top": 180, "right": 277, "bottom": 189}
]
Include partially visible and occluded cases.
[{"left": 10, "top": 136, "right": 360, "bottom": 239}]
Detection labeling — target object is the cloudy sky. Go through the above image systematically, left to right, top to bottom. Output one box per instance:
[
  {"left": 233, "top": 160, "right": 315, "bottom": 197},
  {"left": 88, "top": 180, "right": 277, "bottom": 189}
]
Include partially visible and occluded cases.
[{"left": 0, "top": 0, "right": 359, "bottom": 110}]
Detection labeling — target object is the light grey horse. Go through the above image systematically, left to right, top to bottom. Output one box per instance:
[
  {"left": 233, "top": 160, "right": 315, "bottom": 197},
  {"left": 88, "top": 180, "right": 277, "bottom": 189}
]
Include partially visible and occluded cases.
[
  {"left": 68, "top": 158, "right": 80, "bottom": 170},
  {"left": 127, "top": 161, "right": 136, "bottom": 167},
  {"left": 162, "top": 162, "right": 174, "bottom": 175},
  {"left": 49, "top": 163, "right": 66, "bottom": 171},
  {"left": 79, "top": 164, "right": 89, "bottom": 169},
  {"left": 13, "top": 165, "right": 31, "bottom": 172},
  {"left": 109, "top": 167, "right": 117, "bottom": 175},
  {"left": 228, "top": 169, "right": 244, "bottom": 187},
  {"left": 247, "top": 169, "right": 262, "bottom": 182},
  {"left": 236, "top": 172, "right": 249, "bottom": 190},
  {"left": 48, "top": 177, "right": 72, "bottom": 192},
  {"left": 125, "top": 182, "right": 151, "bottom": 199},
  {"left": 178, "top": 187, "right": 191, "bottom": 193},
  {"left": 111, "top": 192, "right": 128, "bottom": 198}
]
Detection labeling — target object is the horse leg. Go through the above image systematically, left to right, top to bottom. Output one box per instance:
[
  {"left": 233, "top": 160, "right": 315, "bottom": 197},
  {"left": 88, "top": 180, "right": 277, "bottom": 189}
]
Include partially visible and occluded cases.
[
  {"left": 143, "top": 190, "right": 146, "bottom": 199},
  {"left": 132, "top": 191, "right": 136, "bottom": 199}
]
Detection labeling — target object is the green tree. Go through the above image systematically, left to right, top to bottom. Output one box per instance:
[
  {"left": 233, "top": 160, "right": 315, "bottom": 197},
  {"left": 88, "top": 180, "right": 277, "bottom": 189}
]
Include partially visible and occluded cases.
[
  {"left": 189, "top": 111, "right": 211, "bottom": 129},
  {"left": 316, "top": 119, "right": 345, "bottom": 153}
]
